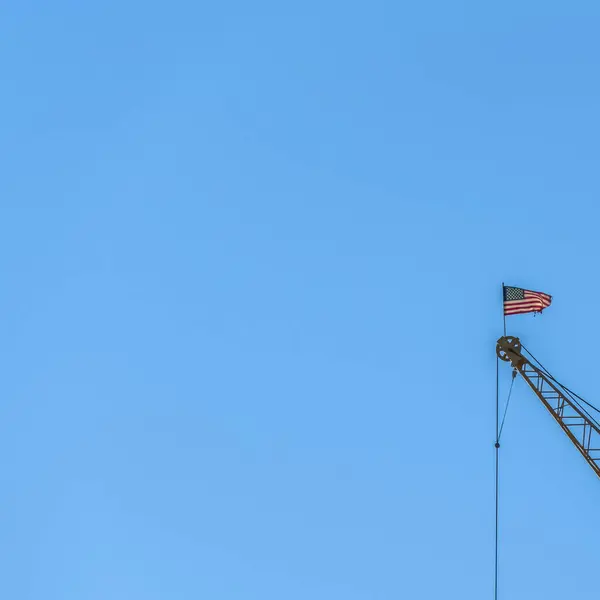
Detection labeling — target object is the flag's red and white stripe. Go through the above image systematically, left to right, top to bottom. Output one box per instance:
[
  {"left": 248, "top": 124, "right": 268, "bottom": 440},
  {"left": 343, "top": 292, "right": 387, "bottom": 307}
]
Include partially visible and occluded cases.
[{"left": 504, "top": 289, "right": 552, "bottom": 315}]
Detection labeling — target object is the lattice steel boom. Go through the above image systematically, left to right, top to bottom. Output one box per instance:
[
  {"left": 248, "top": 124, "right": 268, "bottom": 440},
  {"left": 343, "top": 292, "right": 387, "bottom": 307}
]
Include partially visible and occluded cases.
[{"left": 497, "top": 336, "right": 600, "bottom": 479}]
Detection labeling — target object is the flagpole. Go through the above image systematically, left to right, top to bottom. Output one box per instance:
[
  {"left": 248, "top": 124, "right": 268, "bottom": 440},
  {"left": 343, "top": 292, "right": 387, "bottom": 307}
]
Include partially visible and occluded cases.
[{"left": 502, "top": 283, "right": 506, "bottom": 336}]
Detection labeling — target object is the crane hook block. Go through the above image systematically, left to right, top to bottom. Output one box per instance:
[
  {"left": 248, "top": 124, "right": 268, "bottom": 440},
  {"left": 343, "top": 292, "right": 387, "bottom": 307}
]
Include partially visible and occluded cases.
[{"left": 496, "top": 336, "right": 524, "bottom": 368}]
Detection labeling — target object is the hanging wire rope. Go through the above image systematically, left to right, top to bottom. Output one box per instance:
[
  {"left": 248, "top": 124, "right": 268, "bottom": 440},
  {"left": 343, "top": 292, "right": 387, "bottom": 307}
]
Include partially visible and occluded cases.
[
  {"left": 494, "top": 355, "right": 499, "bottom": 600},
  {"left": 495, "top": 357, "right": 520, "bottom": 600},
  {"left": 498, "top": 369, "right": 517, "bottom": 442}
]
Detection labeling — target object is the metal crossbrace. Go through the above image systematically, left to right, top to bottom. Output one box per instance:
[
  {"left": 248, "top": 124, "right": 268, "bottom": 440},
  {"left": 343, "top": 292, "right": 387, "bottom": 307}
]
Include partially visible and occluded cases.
[
  {"left": 497, "top": 336, "right": 600, "bottom": 479},
  {"left": 520, "top": 362, "right": 600, "bottom": 477}
]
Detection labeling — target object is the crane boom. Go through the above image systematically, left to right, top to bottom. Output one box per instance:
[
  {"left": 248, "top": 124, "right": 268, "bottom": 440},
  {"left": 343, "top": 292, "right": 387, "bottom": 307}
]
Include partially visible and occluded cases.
[{"left": 496, "top": 336, "right": 600, "bottom": 479}]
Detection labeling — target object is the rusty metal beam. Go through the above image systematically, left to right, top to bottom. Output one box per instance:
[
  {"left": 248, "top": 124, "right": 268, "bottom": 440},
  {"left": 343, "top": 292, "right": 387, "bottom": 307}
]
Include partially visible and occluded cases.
[{"left": 497, "top": 336, "right": 600, "bottom": 479}]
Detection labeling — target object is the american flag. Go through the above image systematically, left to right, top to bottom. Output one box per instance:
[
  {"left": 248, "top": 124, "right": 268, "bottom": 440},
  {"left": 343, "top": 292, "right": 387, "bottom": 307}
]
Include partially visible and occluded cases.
[{"left": 504, "top": 286, "right": 552, "bottom": 316}]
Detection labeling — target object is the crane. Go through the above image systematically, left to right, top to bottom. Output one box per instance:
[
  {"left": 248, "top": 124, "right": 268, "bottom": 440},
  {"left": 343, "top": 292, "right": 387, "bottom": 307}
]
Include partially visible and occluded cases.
[{"left": 496, "top": 335, "right": 600, "bottom": 478}]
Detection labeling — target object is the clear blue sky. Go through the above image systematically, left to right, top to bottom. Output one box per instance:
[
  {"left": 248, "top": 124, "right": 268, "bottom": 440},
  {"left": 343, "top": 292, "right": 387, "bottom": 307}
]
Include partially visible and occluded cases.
[{"left": 2, "top": 2, "right": 600, "bottom": 598}]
